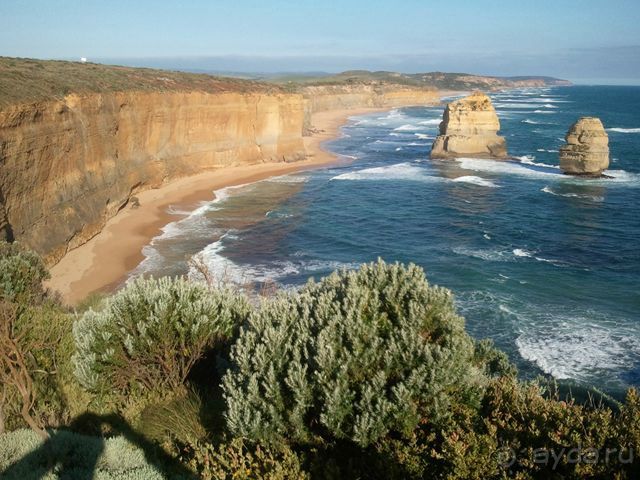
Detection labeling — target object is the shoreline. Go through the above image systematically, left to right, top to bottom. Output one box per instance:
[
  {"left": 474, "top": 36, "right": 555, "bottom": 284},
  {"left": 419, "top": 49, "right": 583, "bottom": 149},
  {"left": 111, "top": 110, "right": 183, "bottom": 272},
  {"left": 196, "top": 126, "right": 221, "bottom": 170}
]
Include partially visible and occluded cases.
[{"left": 47, "top": 106, "right": 408, "bottom": 304}]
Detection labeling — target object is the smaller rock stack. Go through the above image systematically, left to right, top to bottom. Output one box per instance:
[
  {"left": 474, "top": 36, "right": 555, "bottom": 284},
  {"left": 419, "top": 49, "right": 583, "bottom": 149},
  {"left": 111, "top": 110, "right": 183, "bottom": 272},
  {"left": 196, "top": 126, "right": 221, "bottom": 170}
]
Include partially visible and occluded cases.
[
  {"left": 430, "top": 92, "right": 508, "bottom": 159},
  {"left": 559, "top": 117, "right": 609, "bottom": 176}
]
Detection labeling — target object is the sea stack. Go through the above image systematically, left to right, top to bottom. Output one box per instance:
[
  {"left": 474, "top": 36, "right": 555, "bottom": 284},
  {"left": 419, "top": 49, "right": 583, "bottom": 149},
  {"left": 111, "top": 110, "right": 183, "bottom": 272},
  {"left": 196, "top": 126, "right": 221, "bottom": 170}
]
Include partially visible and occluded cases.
[
  {"left": 430, "top": 92, "right": 508, "bottom": 159},
  {"left": 559, "top": 117, "right": 609, "bottom": 176}
]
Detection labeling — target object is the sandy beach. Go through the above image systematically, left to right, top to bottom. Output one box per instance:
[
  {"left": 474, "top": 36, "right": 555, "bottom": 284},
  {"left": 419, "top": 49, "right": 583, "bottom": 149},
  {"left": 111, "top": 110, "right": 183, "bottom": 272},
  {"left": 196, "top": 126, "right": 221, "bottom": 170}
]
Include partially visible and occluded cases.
[{"left": 48, "top": 107, "right": 404, "bottom": 304}]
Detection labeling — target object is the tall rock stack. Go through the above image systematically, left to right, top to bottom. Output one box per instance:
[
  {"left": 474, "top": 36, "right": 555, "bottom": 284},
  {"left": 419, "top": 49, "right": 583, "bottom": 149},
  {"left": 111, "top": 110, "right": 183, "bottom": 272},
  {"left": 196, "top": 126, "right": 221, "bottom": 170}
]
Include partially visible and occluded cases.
[
  {"left": 430, "top": 92, "right": 508, "bottom": 159},
  {"left": 559, "top": 117, "right": 609, "bottom": 176}
]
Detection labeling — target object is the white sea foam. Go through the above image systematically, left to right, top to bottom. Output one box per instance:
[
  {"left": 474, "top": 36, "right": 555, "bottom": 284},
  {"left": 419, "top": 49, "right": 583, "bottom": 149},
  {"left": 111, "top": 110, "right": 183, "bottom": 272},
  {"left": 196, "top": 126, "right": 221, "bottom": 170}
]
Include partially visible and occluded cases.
[
  {"left": 499, "top": 97, "right": 568, "bottom": 104},
  {"left": 494, "top": 103, "right": 539, "bottom": 109},
  {"left": 377, "top": 109, "right": 405, "bottom": 120},
  {"left": 534, "top": 110, "right": 556, "bottom": 114},
  {"left": 417, "top": 119, "right": 441, "bottom": 125},
  {"left": 522, "top": 119, "right": 540, "bottom": 124},
  {"left": 394, "top": 124, "right": 425, "bottom": 131},
  {"left": 607, "top": 127, "right": 640, "bottom": 133},
  {"left": 414, "top": 133, "right": 431, "bottom": 139},
  {"left": 536, "top": 148, "right": 559, "bottom": 153},
  {"left": 517, "top": 155, "right": 559, "bottom": 169},
  {"left": 456, "top": 157, "right": 639, "bottom": 186},
  {"left": 457, "top": 157, "right": 559, "bottom": 178},
  {"left": 331, "top": 162, "right": 439, "bottom": 182},
  {"left": 600, "top": 169, "right": 640, "bottom": 185},
  {"left": 266, "top": 174, "right": 308, "bottom": 184},
  {"left": 452, "top": 175, "right": 500, "bottom": 188},
  {"left": 129, "top": 182, "right": 254, "bottom": 277},
  {"left": 541, "top": 186, "right": 604, "bottom": 202},
  {"left": 165, "top": 205, "right": 197, "bottom": 216},
  {"left": 190, "top": 238, "right": 359, "bottom": 285},
  {"left": 453, "top": 245, "right": 562, "bottom": 266},
  {"left": 452, "top": 247, "right": 513, "bottom": 262},
  {"left": 516, "top": 318, "right": 640, "bottom": 381}
]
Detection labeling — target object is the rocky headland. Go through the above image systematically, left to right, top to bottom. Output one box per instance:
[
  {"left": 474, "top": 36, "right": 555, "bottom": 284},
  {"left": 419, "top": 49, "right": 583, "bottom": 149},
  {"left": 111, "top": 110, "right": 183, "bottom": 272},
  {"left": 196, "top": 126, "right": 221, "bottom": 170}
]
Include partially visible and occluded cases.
[
  {"left": 430, "top": 92, "right": 508, "bottom": 159},
  {"left": 559, "top": 117, "right": 610, "bottom": 176}
]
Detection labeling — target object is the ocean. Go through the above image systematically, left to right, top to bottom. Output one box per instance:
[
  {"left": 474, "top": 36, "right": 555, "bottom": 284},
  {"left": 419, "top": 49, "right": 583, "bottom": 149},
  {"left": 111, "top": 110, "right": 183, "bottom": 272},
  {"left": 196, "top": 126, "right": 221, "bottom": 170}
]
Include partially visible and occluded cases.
[{"left": 131, "top": 86, "right": 640, "bottom": 395}]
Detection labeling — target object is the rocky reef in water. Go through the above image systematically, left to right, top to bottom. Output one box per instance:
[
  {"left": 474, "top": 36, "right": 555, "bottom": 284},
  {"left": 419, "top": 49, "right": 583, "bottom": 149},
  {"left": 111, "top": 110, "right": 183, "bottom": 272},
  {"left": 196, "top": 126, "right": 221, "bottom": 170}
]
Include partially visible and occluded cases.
[
  {"left": 430, "top": 92, "right": 508, "bottom": 159},
  {"left": 559, "top": 117, "right": 610, "bottom": 176}
]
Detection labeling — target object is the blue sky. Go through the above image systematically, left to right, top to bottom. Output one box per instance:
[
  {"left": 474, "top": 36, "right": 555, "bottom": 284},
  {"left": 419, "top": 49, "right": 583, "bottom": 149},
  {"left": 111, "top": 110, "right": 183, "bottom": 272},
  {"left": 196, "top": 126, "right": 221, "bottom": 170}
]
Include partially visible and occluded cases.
[{"left": 1, "top": 0, "right": 640, "bottom": 83}]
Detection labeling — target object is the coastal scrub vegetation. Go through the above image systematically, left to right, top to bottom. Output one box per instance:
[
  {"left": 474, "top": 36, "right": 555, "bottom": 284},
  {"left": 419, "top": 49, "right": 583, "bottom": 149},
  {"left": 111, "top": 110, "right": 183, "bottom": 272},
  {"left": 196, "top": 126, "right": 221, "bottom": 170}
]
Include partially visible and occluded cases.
[
  {"left": 0, "top": 57, "right": 279, "bottom": 107},
  {"left": 1, "top": 241, "right": 640, "bottom": 478}
]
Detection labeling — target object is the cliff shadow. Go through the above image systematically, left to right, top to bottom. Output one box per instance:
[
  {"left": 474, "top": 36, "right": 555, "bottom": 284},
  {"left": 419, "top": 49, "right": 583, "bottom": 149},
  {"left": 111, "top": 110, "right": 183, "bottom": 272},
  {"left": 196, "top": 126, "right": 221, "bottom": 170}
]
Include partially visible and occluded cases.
[
  {"left": 0, "top": 190, "right": 14, "bottom": 242},
  {"left": 1, "top": 413, "right": 195, "bottom": 479}
]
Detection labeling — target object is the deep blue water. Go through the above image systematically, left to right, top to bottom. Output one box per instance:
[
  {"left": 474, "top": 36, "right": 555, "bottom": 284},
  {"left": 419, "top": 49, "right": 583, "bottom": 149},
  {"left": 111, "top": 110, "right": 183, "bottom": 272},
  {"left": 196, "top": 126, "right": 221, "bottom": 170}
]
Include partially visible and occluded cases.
[{"left": 132, "top": 86, "right": 640, "bottom": 394}]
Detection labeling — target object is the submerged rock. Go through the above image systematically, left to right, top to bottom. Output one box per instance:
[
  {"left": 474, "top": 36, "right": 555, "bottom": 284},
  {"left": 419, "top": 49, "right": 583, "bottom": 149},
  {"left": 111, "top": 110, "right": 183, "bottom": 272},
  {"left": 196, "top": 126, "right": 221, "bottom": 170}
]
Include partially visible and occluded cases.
[
  {"left": 430, "top": 92, "right": 508, "bottom": 159},
  {"left": 559, "top": 117, "right": 609, "bottom": 176}
]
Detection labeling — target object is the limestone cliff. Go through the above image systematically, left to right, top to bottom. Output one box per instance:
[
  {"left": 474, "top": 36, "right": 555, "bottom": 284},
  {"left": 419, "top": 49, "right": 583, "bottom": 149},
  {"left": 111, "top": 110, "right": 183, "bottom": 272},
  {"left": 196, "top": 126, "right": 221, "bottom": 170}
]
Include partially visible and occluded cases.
[
  {"left": 0, "top": 58, "right": 449, "bottom": 266},
  {"left": 301, "top": 85, "right": 440, "bottom": 133},
  {"left": 0, "top": 91, "right": 305, "bottom": 264},
  {"left": 430, "top": 92, "right": 507, "bottom": 159},
  {"left": 559, "top": 117, "right": 609, "bottom": 176}
]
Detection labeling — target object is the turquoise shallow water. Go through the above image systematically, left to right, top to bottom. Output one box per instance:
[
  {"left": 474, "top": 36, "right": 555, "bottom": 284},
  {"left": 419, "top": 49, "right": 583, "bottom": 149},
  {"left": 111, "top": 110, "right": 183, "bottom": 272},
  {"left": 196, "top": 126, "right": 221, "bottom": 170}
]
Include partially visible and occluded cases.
[{"left": 132, "top": 86, "right": 640, "bottom": 394}]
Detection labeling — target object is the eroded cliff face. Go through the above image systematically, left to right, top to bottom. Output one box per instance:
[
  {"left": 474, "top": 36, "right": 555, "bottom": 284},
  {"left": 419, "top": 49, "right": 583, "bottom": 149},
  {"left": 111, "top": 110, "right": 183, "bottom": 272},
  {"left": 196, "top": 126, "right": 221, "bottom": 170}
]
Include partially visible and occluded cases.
[
  {"left": 0, "top": 84, "right": 441, "bottom": 265},
  {"left": 301, "top": 85, "right": 440, "bottom": 133},
  {"left": 0, "top": 91, "right": 306, "bottom": 264},
  {"left": 430, "top": 92, "right": 507, "bottom": 159}
]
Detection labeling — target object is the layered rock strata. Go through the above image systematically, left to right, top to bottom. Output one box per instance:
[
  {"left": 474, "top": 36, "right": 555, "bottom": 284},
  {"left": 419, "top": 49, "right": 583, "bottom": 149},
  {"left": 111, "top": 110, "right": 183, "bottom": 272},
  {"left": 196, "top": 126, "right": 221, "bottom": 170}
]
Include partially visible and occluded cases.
[
  {"left": 0, "top": 85, "right": 442, "bottom": 264},
  {"left": 301, "top": 85, "right": 440, "bottom": 134},
  {"left": 0, "top": 91, "right": 306, "bottom": 264},
  {"left": 430, "top": 92, "right": 507, "bottom": 159},
  {"left": 559, "top": 117, "right": 609, "bottom": 176}
]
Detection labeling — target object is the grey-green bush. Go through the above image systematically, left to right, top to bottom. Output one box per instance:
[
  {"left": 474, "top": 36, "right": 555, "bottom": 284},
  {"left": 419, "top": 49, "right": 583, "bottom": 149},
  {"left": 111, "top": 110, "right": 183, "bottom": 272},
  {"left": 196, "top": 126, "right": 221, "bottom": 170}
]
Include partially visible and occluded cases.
[
  {"left": 0, "top": 241, "right": 49, "bottom": 303},
  {"left": 223, "top": 260, "right": 484, "bottom": 447},
  {"left": 73, "top": 277, "right": 250, "bottom": 399},
  {"left": 0, "top": 428, "right": 171, "bottom": 480}
]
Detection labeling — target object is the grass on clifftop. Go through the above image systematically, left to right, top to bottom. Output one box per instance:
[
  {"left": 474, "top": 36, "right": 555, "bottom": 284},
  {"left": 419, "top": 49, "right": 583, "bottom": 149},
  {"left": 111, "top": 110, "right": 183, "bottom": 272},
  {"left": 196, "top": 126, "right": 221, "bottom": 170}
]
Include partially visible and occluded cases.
[
  {"left": 0, "top": 57, "right": 282, "bottom": 107},
  {"left": 0, "top": 57, "right": 571, "bottom": 107},
  {"left": 266, "top": 70, "right": 570, "bottom": 92}
]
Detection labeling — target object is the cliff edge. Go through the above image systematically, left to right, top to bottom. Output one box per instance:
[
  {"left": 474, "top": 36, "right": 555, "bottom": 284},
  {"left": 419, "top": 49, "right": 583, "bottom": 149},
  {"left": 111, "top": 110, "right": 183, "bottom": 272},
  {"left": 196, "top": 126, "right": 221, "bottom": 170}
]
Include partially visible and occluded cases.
[{"left": 0, "top": 58, "right": 443, "bottom": 265}]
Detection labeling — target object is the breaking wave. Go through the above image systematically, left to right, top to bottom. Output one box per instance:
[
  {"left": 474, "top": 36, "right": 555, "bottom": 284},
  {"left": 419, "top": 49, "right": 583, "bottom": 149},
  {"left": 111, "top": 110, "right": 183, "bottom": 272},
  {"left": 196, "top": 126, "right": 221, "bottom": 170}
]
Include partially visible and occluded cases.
[
  {"left": 607, "top": 127, "right": 640, "bottom": 133},
  {"left": 452, "top": 175, "right": 500, "bottom": 188}
]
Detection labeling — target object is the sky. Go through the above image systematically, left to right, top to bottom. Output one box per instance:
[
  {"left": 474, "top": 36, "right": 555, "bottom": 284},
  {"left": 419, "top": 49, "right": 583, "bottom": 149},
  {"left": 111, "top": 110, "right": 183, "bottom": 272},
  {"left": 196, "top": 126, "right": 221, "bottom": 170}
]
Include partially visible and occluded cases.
[{"left": 1, "top": 0, "right": 640, "bottom": 84}]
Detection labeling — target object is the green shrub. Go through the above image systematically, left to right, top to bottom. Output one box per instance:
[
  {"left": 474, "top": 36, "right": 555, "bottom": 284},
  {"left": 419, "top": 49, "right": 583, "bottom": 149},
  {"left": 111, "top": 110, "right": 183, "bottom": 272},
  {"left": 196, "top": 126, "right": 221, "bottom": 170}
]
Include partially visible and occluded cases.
[
  {"left": 0, "top": 241, "right": 50, "bottom": 304},
  {"left": 223, "top": 260, "right": 484, "bottom": 447},
  {"left": 72, "top": 277, "right": 250, "bottom": 403},
  {"left": 1, "top": 302, "right": 75, "bottom": 434},
  {"left": 473, "top": 338, "right": 518, "bottom": 378},
  {"left": 435, "top": 377, "right": 638, "bottom": 479},
  {"left": 138, "top": 389, "right": 208, "bottom": 445},
  {"left": 180, "top": 437, "right": 308, "bottom": 480}
]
